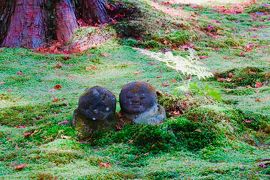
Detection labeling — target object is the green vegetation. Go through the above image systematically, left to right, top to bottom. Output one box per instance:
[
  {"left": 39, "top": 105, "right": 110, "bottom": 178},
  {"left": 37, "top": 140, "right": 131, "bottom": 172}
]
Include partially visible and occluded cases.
[{"left": 0, "top": 0, "right": 270, "bottom": 179}]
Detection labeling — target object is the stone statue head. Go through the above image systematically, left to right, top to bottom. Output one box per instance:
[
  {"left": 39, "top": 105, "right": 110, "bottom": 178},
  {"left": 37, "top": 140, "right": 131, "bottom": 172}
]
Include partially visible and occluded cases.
[
  {"left": 119, "top": 81, "right": 157, "bottom": 114},
  {"left": 77, "top": 86, "right": 116, "bottom": 121}
]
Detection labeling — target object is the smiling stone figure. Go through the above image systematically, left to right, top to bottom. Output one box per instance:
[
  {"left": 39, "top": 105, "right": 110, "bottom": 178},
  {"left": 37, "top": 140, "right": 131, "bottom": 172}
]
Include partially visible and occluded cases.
[
  {"left": 119, "top": 81, "right": 166, "bottom": 125},
  {"left": 73, "top": 86, "right": 116, "bottom": 138}
]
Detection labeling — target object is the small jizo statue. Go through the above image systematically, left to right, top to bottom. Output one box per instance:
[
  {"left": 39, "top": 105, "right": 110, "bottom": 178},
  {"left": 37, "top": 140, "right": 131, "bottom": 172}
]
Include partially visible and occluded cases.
[
  {"left": 119, "top": 81, "right": 166, "bottom": 125},
  {"left": 73, "top": 86, "right": 116, "bottom": 138}
]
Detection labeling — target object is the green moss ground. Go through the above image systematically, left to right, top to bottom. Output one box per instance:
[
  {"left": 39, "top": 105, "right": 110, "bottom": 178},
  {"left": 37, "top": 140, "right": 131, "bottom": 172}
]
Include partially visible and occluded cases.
[{"left": 1, "top": 0, "right": 270, "bottom": 179}]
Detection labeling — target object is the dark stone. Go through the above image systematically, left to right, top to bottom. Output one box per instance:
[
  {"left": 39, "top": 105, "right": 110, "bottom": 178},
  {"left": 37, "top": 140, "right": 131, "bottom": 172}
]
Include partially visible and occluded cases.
[
  {"left": 119, "top": 82, "right": 166, "bottom": 125},
  {"left": 73, "top": 86, "right": 116, "bottom": 138}
]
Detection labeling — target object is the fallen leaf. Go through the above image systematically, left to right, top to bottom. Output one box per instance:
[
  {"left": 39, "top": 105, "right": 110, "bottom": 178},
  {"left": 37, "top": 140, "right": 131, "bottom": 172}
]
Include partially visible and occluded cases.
[
  {"left": 244, "top": 43, "right": 255, "bottom": 52},
  {"left": 239, "top": 52, "right": 245, "bottom": 57},
  {"left": 101, "top": 53, "right": 109, "bottom": 57},
  {"left": 63, "top": 55, "right": 70, "bottom": 61},
  {"left": 199, "top": 56, "right": 209, "bottom": 60},
  {"left": 55, "top": 63, "right": 63, "bottom": 69},
  {"left": 86, "top": 65, "right": 97, "bottom": 71},
  {"left": 17, "top": 71, "right": 23, "bottom": 76},
  {"left": 134, "top": 71, "right": 141, "bottom": 75},
  {"left": 228, "top": 73, "right": 234, "bottom": 78},
  {"left": 217, "top": 78, "right": 226, "bottom": 82},
  {"left": 171, "top": 79, "right": 177, "bottom": 83},
  {"left": 0, "top": 82, "right": 5, "bottom": 85},
  {"left": 162, "top": 82, "right": 170, "bottom": 87},
  {"left": 255, "top": 82, "right": 263, "bottom": 88},
  {"left": 54, "top": 84, "right": 62, "bottom": 90},
  {"left": 52, "top": 97, "right": 59, "bottom": 102},
  {"left": 255, "top": 98, "right": 262, "bottom": 102},
  {"left": 243, "top": 119, "right": 253, "bottom": 123},
  {"left": 58, "top": 120, "right": 69, "bottom": 125},
  {"left": 16, "top": 125, "right": 26, "bottom": 129},
  {"left": 24, "top": 131, "right": 33, "bottom": 138},
  {"left": 99, "top": 162, "right": 111, "bottom": 168},
  {"left": 258, "top": 163, "right": 267, "bottom": 168},
  {"left": 14, "top": 164, "right": 27, "bottom": 171}
]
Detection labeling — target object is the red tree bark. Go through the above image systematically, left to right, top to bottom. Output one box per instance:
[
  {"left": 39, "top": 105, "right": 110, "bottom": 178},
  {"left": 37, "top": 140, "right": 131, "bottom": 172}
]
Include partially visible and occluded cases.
[
  {"left": 0, "top": 0, "right": 110, "bottom": 49},
  {"left": 2, "top": 0, "right": 48, "bottom": 48},
  {"left": 55, "top": 0, "right": 78, "bottom": 43},
  {"left": 78, "top": 0, "right": 109, "bottom": 24},
  {"left": 0, "top": 1, "right": 15, "bottom": 44}
]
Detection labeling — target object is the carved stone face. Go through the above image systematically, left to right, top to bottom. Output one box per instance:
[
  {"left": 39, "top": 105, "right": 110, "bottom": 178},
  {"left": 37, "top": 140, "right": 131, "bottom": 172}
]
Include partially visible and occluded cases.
[
  {"left": 120, "top": 82, "right": 157, "bottom": 114},
  {"left": 78, "top": 86, "right": 116, "bottom": 121}
]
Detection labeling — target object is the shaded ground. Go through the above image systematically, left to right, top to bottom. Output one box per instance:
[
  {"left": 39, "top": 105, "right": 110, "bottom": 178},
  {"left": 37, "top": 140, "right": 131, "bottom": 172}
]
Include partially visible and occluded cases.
[{"left": 0, "top": 0, "right": 269, "bottom": 179}]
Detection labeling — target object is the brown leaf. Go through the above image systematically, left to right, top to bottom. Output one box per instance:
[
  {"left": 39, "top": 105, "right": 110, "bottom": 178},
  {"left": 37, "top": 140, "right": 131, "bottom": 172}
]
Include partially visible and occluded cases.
[
  {"left": 239, "top": 52, "right": 245, "bottom": 57},
  {"left": 101, "top": 53, "right": 109, "bottom": 57},
  {"left": 63, "top": 55, "right": 71, "bottom": 61},
  {"left": 199, "top": 56, "right": 208, "bottom": 60},
  {"left": 55, "top": 63, "right": 63, "bottom": 69},
  {"left": 86, "top": 65, "right": 97, "bottom": 71},
  {"left": 17, "top": 71, "right": 23, "bottom": 76},
  {"left": 133, "top": 71, "right": 141, "bottom": 75},
  {"left": 228, "top": 72, "right": 234, "bottom": 78},
  {"left": 217, "top": 78, "right": 226, "bottom": 82},
  {"left": 171, "top": 79, "right": 177, "bottom": 83},
  {"left": 0, "top": 81, "right": 5, "bottom": 85},
  {"left": 162, "top": 82, "right": 170, "bottom": 87},
  {"left": 255, "top": 82, "right": 263, "bottom": 88},
  {"left": 54, "top": 84, "right": 62, "bottom": 90},
  {"left": 52, "top": 97, "right": 59, "bottom": 102},
  {"left": 255, "top": 98, "right": 262, "bottom": 102},
  {"left": 243, "top": 119, "right": 252, "bottom": 123},
  {"left": 58, "top": 120, "right": 69, "bottom": 125},
  {"left": 16, "top": 125, "right": 26, "bottom": 129},
  {"left": 24, "top": 132, "right": 33, "bottom": 138},
  {"left": 99, "top": 162, "right": 111, "bottom": 168},
  {"left": 14, "top": 164, "right": 27, "bottom": 171}
]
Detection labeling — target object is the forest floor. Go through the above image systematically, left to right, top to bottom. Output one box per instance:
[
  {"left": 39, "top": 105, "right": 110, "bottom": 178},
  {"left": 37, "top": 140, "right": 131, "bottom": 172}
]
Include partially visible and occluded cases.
[{"left": 0, "top": 0, "right": 270, "bottom": 179}]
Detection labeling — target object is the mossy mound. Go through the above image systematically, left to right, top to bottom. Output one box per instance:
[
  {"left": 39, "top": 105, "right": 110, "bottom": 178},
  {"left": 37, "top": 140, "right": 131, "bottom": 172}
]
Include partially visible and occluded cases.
[
  {"left": 214, "top": 67, "right": 270, "bottom": 88},
  {"left": 0, "top": 103, "right": 72, "bottom": 126},
  {"left": 91, "top": 116, "right": 223, "bottom": 153}
]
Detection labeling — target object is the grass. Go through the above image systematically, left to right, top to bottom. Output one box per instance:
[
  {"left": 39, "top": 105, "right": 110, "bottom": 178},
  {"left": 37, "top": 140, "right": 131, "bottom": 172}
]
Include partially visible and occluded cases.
[{"left": 1, "top": 0, "right": 270, "bottom": 179}]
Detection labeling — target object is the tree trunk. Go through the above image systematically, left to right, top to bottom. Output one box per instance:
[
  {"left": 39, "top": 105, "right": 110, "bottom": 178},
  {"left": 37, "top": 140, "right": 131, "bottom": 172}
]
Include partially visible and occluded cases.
[
  {"left": 0, "top": 0, "right": 109, "bottom": 49},
  {"left": 2, "top": 0, "right": 48, "bottom": 48},
  {"left": 55, "top": 0, "right": 78, "bottom": 43},
  {"left": 79, "top": 0, "right": 109, "bottom": 24},
  {"left": 0, "top": 1, "right": 15, "bottom": 45}
]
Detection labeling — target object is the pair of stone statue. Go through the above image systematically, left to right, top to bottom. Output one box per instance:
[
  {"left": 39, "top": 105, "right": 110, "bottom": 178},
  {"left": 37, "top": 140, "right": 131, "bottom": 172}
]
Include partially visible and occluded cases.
[{"left": 73, "top": 82, "right": 166, "bottom": 137}]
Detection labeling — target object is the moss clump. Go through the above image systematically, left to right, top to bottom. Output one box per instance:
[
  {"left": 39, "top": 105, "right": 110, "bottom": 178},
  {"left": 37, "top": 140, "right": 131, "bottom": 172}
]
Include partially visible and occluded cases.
[
  {"left": 246, "top": 4, "right": 270, "bottom": 13},
  {"left": 159, "top": 30, "right": 191, "bottom": 46},
  {"left": 121, "top": 38, "right": 139, "bottom": 46},
  {"left": 142, "top": 40, "right": 165, "bottom": 49},
  {"left": 215, "top": 67, "right": 269, "bottom": 88},
  {"left": 224, "top": 88, "right": 256, "bottom": 96},
  {"left": 158, "top": 94, "right": 199, "bottom": 117},
  {"left": 0, "top": 103, "right": 72, "bottom": 126},
  {"left": 91, "top": 116, "right": 220, "bottom": 152},
  {"left": 167, "top": 117, "right": 218, "bottom": 150},
  {"left": 28, "top": 124, "right": 77, "bottom": 145},
  {"left": 146, "top": 170, "right": 179, "bottom": 179},
  {"left": 33, "top": 173, "right": 57, "bottom": 180}
]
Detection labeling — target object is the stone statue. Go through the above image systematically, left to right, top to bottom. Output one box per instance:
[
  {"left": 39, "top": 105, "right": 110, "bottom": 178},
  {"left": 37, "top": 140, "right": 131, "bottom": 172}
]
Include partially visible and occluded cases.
[
  {"left": 119, "top": 82, "right": 166, "bottom": 125},
  {"left": 73, "top": 86, "right": 116, "bottom": 138}
]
